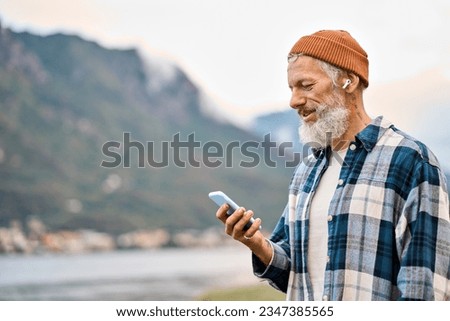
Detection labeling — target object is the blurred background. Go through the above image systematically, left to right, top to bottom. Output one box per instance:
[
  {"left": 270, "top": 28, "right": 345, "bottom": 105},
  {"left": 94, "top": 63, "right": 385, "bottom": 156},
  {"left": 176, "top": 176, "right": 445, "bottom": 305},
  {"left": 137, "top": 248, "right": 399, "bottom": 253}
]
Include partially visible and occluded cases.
[{"left": 0, "top": 0, "right": 449, "bottom": 300}]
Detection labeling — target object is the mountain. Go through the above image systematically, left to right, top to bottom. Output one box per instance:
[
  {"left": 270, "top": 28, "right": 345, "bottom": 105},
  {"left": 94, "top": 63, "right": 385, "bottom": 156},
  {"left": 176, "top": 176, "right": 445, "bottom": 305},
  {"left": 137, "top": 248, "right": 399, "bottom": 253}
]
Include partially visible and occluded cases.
[
  {"left": 0, "top": 24, "right": 293, "bottom": 234},
  {"left": 251, "top": 109, "right": 302, "bottom": 153}
]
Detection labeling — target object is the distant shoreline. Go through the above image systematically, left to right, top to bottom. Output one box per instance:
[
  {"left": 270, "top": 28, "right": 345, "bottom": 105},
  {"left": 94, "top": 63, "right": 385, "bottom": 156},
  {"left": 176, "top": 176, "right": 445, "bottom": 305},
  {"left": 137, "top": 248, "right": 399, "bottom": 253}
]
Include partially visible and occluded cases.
[{"left": 0, "top": 217, "right": 255, "bottom": 255}]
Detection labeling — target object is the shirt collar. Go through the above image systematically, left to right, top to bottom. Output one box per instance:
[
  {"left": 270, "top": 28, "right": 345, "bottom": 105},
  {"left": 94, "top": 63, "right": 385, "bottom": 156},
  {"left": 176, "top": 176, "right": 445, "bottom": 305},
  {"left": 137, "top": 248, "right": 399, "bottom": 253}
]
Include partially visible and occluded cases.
[
  {"left": 312, "top": 116, "right": 393, "bottom": 157},
  {"left": 355, "top": 116, "right": 393, "bottom": 152},
  {"left": 312, "top": 145, "right": 332, "bottom": 159}
]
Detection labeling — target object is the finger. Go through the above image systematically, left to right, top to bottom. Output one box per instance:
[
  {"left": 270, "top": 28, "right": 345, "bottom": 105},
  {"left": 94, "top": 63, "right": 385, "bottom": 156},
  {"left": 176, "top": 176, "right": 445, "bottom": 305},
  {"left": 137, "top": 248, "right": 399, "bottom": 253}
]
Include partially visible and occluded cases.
[
  {"left": 216, "top": 204, "right": 230, "bottom": 223},
  {"left": 224, "top": 207, "right": 245, "bottom": 235},
  {"left": 234, "top": 210, "right": 255, "bottom": 233},
  {"left": 243, "top": 217, "right": 262, "bottom": 240}
]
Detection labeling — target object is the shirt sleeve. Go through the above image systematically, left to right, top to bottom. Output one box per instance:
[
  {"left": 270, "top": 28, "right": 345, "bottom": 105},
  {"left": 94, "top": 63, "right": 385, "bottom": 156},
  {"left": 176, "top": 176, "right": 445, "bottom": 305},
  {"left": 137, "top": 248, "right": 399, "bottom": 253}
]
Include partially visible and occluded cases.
[
  {"left": 396, "top": 160, "right": 450, "bottom": 300},
  {"left": 252, "top": 204, "right": 292, "bottom": 293}
]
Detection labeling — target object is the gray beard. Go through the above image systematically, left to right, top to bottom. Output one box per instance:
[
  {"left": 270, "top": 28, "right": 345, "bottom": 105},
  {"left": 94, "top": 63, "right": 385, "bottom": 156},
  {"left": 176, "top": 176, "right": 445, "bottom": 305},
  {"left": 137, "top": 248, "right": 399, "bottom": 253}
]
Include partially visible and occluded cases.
[{"left": 299, "top": 103, "right": 350, "bottom": 149}]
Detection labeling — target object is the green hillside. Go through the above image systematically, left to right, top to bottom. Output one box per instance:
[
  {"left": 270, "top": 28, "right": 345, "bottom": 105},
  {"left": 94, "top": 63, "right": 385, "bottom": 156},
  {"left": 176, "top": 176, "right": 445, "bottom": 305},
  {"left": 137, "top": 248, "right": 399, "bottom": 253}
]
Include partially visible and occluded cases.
[{"left": 0, "top": 25, "right": 293, "bottom": 235}]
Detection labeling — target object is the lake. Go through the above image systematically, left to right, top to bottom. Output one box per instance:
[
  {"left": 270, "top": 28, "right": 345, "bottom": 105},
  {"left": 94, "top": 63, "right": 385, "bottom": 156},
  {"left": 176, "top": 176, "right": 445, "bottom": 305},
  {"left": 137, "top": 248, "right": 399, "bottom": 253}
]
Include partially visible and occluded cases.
[{"left": 0, "top": 246, "right": 259, "bottom": 300}]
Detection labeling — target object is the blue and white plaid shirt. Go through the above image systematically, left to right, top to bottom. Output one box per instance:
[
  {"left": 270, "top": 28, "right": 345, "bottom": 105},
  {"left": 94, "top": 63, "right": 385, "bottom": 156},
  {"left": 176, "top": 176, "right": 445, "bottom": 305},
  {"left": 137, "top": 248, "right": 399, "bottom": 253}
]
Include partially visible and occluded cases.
[{"left": 253, "top": 116, "right": 450, "bottom": 300}]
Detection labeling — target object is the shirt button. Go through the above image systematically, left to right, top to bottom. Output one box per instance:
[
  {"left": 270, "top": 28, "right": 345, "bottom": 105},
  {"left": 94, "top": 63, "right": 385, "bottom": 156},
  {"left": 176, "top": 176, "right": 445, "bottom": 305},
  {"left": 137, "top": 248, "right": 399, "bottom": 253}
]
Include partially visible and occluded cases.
[
  {"left": 349, "top": 143, "right": 356, "bottom": 151},
  {"left": 337, "top": 179, "right": 344, "bottom": 186},
  {"left": 327, "top": 215, "right": 333, "bottom": 222},
  {"left": 322, "top": 295, "right": 329, "bottom": 301}
]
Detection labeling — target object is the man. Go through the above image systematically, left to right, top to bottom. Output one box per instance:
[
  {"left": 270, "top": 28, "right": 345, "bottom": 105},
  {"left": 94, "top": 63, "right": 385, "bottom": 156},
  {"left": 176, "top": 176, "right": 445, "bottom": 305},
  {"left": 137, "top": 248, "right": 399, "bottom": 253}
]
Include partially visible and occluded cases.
[{"left": 216, "top": 30, "right": 450, "bottom": 300}]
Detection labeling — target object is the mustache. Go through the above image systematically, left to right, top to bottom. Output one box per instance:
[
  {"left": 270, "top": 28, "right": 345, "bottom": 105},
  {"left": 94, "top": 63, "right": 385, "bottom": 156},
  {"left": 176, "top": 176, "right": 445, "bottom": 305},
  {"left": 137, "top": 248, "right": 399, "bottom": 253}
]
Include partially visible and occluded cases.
[{"left": 297, "top": 104, "right": 328, "bottom": 121}]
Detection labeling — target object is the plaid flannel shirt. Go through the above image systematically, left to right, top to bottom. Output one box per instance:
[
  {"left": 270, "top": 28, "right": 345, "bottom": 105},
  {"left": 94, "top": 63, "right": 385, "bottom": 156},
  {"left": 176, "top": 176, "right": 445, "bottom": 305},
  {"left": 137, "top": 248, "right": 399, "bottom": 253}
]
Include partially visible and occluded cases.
[{"left": 253, "top": 116, "right": 450, "bottom": 300}]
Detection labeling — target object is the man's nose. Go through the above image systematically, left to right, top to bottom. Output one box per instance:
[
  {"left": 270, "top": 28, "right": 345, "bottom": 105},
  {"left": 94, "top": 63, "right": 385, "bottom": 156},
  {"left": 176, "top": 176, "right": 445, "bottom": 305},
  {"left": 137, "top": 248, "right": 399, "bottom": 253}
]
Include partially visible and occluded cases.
[{"left": 289, "top": 89, "right": 306, "bottom": 110}]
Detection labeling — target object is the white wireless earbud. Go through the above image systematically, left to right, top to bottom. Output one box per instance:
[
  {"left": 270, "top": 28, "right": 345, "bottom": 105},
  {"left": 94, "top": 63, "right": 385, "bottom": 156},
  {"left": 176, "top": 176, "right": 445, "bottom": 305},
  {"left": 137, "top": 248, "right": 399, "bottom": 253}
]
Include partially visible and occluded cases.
[{"left": 342, "top": 79, "right": 351, "bottom": 89}]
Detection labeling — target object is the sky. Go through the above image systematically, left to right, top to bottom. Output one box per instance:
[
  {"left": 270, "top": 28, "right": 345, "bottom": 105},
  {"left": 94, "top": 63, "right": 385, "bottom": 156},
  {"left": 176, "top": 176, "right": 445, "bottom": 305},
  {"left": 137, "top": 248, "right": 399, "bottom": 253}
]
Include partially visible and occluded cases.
[{"left": 1, "top": 0, "right": 450, "bottom": 123}]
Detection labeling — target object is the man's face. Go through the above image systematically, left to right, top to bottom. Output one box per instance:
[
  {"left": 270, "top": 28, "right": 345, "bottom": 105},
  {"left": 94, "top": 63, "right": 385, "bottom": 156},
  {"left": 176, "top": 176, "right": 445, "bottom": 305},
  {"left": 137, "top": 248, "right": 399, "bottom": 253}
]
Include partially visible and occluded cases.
[{"left": 287, "top": 55, "right": 349, "bottom": 148}]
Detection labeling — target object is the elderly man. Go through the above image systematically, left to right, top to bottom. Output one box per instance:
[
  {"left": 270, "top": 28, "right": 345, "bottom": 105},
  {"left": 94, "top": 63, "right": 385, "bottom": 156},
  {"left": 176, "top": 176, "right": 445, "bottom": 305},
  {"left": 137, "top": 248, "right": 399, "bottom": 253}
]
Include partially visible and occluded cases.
[{"left": 216, "top": 30, "right": 450, "bottom": 300}]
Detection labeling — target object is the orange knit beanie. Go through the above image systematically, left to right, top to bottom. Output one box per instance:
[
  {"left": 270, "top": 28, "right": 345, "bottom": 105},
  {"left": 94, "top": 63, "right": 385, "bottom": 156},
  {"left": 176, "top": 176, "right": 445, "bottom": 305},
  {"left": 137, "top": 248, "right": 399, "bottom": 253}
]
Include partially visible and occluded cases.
[{"left": 289, "top": 30, "right": 369, "bottom": 87}]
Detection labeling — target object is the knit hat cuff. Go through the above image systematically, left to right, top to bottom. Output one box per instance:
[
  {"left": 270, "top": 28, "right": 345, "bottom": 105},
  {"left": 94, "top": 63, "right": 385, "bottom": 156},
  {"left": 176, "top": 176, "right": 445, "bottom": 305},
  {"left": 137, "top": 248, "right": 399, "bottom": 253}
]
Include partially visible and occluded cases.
[{"left": 290, "top": 31, "right": 369, "bottom": 87}]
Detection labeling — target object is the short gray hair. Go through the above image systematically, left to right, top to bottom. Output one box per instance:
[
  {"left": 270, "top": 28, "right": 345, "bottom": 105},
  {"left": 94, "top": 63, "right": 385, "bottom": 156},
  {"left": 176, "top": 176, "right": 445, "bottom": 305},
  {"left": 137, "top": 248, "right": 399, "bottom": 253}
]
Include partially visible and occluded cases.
[
  {"left": 289, "top": 53, "right": 345, "bottom": 88},
  {"left": 317, "top": 58, "right": 367, "bottom": 90},
  {"left": 316, "top": 60, "right": 344, "bottom": 88}
]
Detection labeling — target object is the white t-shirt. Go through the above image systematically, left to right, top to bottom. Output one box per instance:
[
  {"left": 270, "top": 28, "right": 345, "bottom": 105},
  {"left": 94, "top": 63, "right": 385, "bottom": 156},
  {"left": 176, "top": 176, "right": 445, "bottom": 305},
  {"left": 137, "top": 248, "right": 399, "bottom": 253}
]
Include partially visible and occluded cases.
[{"left": 307, "top": 148, "right": 347, "bottom": 301}]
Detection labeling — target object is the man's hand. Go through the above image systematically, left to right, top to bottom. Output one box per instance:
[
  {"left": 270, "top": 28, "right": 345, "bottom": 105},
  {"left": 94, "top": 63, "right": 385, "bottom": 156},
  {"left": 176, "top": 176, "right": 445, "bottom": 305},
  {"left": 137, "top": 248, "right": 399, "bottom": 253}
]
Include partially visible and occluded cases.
[{"left": 216, "top": 204, "right": 273, "bottom": 266}]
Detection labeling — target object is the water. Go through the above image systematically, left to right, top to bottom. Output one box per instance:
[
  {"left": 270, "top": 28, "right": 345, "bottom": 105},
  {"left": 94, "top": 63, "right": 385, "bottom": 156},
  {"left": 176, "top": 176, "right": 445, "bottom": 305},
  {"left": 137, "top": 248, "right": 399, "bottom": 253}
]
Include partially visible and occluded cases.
[{"left": 0, "top": 246, "right": 259, "bottom": 300}]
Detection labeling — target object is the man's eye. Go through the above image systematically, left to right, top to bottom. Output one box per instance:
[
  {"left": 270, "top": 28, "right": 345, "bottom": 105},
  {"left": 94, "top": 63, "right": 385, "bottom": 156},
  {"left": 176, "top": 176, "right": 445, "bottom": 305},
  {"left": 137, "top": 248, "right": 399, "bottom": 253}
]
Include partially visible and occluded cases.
[{"left": 303, "top": 83, "right": 313, "bottom": 90}]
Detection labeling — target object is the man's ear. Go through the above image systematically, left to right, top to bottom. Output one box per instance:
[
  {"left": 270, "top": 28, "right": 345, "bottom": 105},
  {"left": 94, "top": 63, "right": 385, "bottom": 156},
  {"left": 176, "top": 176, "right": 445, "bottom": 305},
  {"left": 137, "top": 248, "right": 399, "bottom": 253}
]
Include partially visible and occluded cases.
[{"left": 342, "top": 73, "right": 360, "bottom": 93}]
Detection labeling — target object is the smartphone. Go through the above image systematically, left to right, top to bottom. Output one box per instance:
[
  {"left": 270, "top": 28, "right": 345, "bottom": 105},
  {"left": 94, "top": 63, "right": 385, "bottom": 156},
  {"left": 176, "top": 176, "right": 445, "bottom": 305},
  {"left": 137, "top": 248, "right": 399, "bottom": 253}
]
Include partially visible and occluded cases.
[{"left": 208, "top": 191, "right": 259, "bottom": 230}]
